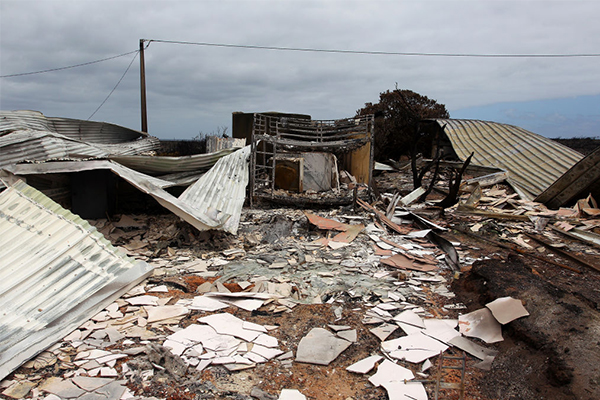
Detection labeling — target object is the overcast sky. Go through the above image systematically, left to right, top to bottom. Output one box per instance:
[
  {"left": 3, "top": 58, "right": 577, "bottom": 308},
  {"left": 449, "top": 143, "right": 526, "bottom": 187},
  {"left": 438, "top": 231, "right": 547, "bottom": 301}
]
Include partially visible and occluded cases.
[{"left": 1, "top": 0, "right": 599, "bottom": 140}]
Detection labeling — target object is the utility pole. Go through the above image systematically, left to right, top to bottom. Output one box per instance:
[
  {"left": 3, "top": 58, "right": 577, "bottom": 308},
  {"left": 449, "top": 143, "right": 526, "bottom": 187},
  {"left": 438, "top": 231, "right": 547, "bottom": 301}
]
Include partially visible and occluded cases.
[{"left": 139, "top": 39, "right": 148, "bottom": 133}]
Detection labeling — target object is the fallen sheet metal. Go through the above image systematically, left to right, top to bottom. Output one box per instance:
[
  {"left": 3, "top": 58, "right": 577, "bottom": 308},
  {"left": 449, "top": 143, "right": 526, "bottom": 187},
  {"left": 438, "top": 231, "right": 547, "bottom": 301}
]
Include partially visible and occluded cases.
[
  {"left": 0, "top": 110, "right": 160, "bottom": 171},
  {"left": 433, "top": 118, "right": 583, "bottom": 200},
  {"left": 5, "top": 146, "right": 252, "bottom": 234},
  {"left": 179, "top": 146, "right": 251, "bottom": 234},
  {"left": 109, "top": 148, "right": 237, "bottom": 176},
  {"left": 0, "top": 180, "right": 153, "bottom": 380},
  {"left": 304, "top": 212, "right": 364, "bottom": 243},
  {"left": 380, "top": 254, "right": 438, "bottom": 272}
]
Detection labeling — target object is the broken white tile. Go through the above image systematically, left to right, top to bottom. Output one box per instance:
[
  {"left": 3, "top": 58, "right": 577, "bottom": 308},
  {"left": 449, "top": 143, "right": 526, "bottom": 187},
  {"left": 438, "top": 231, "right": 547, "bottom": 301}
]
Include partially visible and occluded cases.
[
  {"left": 148, "top": 285, "right": 169, "bottom": 293},
  {"left": 125, "top": 295, "right": 160, "bottom": 306},
  {"left": 189, "top": 296, "right": 230, "bottom": 312},
  {"left": 485, "top": 296, "right": 530, "bottom": 324},
  {"left": 156, "top": 297, "right": 172, "bottom": 306},
  {"left": 376, "top": 302, "right": 400, "bottom": 311},
  {"left": 144, "top": 305, "right": 189, "bottom": 323},
  {"left": 458, "top": 308, "right": 503, "bottom": 343},
  {"left": 393, "top": 310, "right": 425, "bottom": 329},
  {"left": 199, "top": 313, "right": 260, "bottom": 342},
  {"left": 422, "top": 319, "right": 460, "bottom": 344},
  {"left": 243, "top": 321, "right": 268, "bottom": 333},
  {"left": 396, "top": 321, "right": 424, "bottom": 336},
  {"left": 370, "top": 323, "right": 398, "bottom": 341},
  {"left": 327, "top": 324, "right": 351, "bottom": 332},
  {"left": 105, "top": 327, "right": 125, "bottom": 343},
  {"left": 295, "top": 328, "right": 351, "bottom": 366},
  {"left": 336, "top": 329, "right": 357, "bottom": 343},
  {"left": 389, "top": 332, "right": 448, "bottom": 363},
  {"left": 253, "top": 334, "right": 278, "bottom": 348},
  {"left": 448, "top": 336, "right": 499, "bottom": 361},
  {"left": 163, "top": 339, "right": 188, "bottom": 356},
  {"left": 250, "top": 344, "right": 283, "bottom": 360},
  {"left": 75, "top": 349, "right": 111, "bottom": 361},
  {"left": 277, "top": 351, "right": 294, "bottom": 360},
  {"left": 244, "top": 352, "right": 267, "bottom": 364},
  {"left": 95, "top": 353, "right": 127, "bottom": 365},
  {"left": 346, "top": 355, "right": 383, "bottom": 374},
  {"left": 211, "top": 356, "right": 236, "bottom": 365},
  {"left": 195, "top": 359, "right": 211, "bottom": 372},
  {"left": 421, "top": 359, "right": 432, "bottom": 372},
  {"left": 368, "top": 360, "right": 414, "bottom": 386},
  {"left": 99, "top": 367, "right": 118, "bottom": 377},
  {"left": 71, "top": 376, "right": 114, "bottom": 391},
  {"left": 38, "top": 377, "right": 86, "bottom": 398},
  {"left": 381, "top": 380, "right": 428, "bottom": 400},
  {"left": 2, "top": 381, "right": 36, "bottom": 399},
  {"left": 278, "top": 389, "right": 306, "bottom": 400}
]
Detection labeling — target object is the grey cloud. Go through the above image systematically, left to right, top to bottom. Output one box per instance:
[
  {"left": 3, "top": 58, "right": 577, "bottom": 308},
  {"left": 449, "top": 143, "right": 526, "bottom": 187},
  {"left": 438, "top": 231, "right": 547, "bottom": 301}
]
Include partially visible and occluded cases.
[{"left": 1, "top": 1, "right": 599, "bottom": 139}]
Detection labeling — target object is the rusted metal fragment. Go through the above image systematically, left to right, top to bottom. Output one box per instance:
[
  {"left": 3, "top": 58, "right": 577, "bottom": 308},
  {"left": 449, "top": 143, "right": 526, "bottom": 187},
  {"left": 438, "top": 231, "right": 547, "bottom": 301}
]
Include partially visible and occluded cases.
[
  {"left": 356, "top": 198, "right": 412, "bottom": 235},
  {"left": 304, "top": 212, "right": 364, "bottom": 243},
  {"left": 380, "top": 254, "right": 438, "bottom": 272}
]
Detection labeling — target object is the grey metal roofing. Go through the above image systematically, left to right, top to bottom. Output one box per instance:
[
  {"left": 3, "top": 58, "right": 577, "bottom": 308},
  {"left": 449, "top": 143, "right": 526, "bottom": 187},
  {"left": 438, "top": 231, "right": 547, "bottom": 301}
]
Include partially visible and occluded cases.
[
  {"left": 0, "top": 110, "right": 160, "bottom": 170},
  {"left": 0, "top": 110, "right": 150, "bottom": 143},
  {"left": 434, "top": 119, "right": 583, "bottom": 200},
  {"left": 180, "top": 145, "right": 251, "bottom": 234},
  {"left": 5, "top": 147, "right": 251, "bottom": 234},
  {"left": 109, "top": 147, "right": 238, "bottom": 175},
  {"left": 6, "top": 160, "right": 177, "bottom": 189},
  {"left": 0, "top": 180, "right": 153, "bottom": 380}
]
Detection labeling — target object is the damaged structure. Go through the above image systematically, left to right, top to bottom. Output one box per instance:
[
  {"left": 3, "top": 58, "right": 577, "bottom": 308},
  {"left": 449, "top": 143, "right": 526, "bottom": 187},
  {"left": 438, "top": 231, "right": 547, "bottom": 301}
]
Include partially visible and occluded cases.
[
  {"left": 1, "top": 109, "right": 600, "bottom": 400},
  {"left": 239, "top": 113, "right": 374, "bottom": 206}
]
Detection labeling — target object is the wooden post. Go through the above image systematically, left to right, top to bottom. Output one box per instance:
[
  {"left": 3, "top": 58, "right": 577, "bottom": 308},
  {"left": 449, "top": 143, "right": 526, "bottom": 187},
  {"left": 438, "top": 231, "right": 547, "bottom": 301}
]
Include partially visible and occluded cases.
[{"left": 139, "top": 39, "right": 148, "bottom": 133}]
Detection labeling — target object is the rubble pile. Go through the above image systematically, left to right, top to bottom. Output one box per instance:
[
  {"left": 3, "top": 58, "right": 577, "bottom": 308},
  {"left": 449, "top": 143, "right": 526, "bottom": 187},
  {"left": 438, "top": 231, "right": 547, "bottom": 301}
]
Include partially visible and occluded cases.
[{"left": 3, "top": 169, "right": 600, "bottom": 400}]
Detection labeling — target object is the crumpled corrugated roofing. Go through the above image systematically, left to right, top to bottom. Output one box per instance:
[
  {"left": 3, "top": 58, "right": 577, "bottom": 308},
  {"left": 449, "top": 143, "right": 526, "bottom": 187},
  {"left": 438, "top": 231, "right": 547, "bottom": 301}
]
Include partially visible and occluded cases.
[
  {"left": 0, "top": 110, "right": 160, "bottom": 170},
  {"left": 434, "top": 119, "right": 583, "bottom": 200},
  {"left": 180, "top": 145, "right": 251, "bottom": 234},
  {"left": 3, "top": 147, "right": 252, "bottom": 234},
  {"left": 109, "top": 148, "right": 238, "bottom": 175},
  {"left": 0, "top": 180, "right": 153, "bottom": 380}
]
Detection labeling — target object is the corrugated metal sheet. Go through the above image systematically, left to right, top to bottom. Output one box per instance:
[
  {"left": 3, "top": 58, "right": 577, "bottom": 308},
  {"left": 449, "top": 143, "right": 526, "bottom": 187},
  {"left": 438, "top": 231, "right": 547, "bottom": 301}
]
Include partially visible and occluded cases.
[
  {"left": 0, "top": 110, "right": 160, "bottom": 170},
  {"left": 0, "top": 110, "right": 150, "bottom": 143},
  {"left": 434, "top": 119, "right": 583, "bottom": 200},
  {"left": 180, "top": 146, "right": 251, "bottom": 234},
  {"left": 535, "top": 146, "right": 600, "bottom": 208},
  {"left": 109, "top": 148, "right": 237, "bottom": 175},
  {"left": 5, "top": 150, "right": 251, "bottom": 234},
  {"left": 6, "top": 160, "right": 177, "bottom": 189},
  {"left": 0, "top": 180, "right": 153, "bottom": 380}
]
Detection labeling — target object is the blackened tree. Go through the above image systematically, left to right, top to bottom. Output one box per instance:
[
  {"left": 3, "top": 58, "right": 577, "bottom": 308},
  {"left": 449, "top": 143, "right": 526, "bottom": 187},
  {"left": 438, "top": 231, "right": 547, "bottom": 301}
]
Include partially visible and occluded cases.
[{"left": 357, "top": 88, "right": 449, "bottom": 163}]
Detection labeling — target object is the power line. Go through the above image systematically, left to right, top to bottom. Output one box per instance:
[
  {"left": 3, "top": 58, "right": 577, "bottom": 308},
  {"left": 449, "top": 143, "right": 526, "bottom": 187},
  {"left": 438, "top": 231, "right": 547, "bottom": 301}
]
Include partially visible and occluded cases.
[
  {"left": 147, "top": 39, "right": 600, "bottom": 58},
  {"left": 0, "top": 50, "right": 139, "bottom": 78},
  {"left": 87, "top": 51, "right": 139, "bottom": 121}
]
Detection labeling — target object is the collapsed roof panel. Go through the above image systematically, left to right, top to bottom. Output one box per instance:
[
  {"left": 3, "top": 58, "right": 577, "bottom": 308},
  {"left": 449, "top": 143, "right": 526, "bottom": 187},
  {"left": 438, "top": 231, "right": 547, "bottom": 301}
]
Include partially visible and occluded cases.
[
  {"left": 0, "top": 110, "right": 160, "bottom": 170},
  {"left": 433, "top": 119, "right": 583, "bottom": 200},
  {"left": 535, "top": 145, "right": 600, "bottom": 208},
  {"left": 179, "top": 146, "right": 251, "bottom": 235},
  {"left": 4, "top": 147, "right": 251, "bottom": 234},
  {"left": 109, "top": 148, "right": 239, "bottom": 175},
  {"left": 0, "top": 180, "right": 153, "bottom": 380}
]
